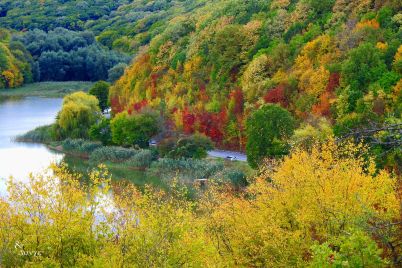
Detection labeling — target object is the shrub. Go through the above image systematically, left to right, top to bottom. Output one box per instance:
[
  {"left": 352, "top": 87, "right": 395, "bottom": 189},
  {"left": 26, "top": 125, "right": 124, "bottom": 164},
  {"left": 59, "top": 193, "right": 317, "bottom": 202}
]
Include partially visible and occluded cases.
[
  {"left": 110, "top": 111, "right": 160, "bottom": 148},
  {"left": 89, "top": 118, "right": 112, "bottom": 145},
  {"left": 15, "top": 124, "right": 54, "bottom": 143},
  {"left": 158, "top": 134, "right": 214, "bottom": 159},
  {"left": 61, "top": 139, "right": 102, "bottom": 154},
  {"left": 90, "top": 146, "right": 139, "bottom": 163},
  {"left": 124, "top": 149, "right": 154, "bottom": 169},
  {"left": 148, "top": 158, "right": 224, "bottom": 182},
  {"left": 222, "top": 169, "right": 248, "bottom": 188}
]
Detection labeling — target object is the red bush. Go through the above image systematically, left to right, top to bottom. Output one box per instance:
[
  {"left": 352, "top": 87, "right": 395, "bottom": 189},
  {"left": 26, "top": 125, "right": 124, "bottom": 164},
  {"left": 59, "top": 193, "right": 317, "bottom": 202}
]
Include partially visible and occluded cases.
[{"left": 263, "top": 85, "right": 287, "bottom": 107}]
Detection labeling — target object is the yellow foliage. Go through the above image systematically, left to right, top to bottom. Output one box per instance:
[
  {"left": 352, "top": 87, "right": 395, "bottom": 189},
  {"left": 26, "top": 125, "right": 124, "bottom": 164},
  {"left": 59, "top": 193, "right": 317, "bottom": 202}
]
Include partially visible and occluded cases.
[
  {"left": 356, "top": 18, "right": 380, "bottom": 30},
  {"left": 293, "top": 35, "right": 337, "bottom": 96},
  {"left": 376, "top": 42, "right": 388, "bottom": 51},
  {"left": 394, "top": 44, "right": 402, "bottom": 63},
  {"left": 110, "top": 53, "right": 152, "bottom": 110},
  {"left": 271, "top": 69, "right": 288, "bottom": 84},
  {"left": 1, "top": 70, "right": 15, "bottom": 88},
  {"left": 392, "top": 78, "right": 402, "bottom": 102},
  {"left": 200, "top": 140, "right": 399, "bottom": 266},
  {"left": 0, "top": 142, "right": 399, "bottom": 266}
]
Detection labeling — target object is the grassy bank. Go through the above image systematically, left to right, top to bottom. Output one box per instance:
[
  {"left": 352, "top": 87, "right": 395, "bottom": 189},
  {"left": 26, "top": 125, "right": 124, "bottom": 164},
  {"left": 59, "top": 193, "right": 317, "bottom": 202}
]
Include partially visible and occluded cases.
[{"left": 0, "top": 81, "right": 94, "bottom": 98}]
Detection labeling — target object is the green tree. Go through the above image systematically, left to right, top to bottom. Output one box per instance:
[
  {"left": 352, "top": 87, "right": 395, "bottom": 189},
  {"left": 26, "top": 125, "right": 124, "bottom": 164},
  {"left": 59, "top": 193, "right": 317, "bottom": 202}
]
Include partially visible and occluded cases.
[
  {"left": 342, "top": 43, "right": 387, "bottom": 111},
  {"left": 89, "top": 80, "right": 110, "bottom": 112},
  {"left": 55, "top": 91, "right": 100, "bottom": 139},
  {"left": 246, "top": 104, "right": 296, "bottom": 168},
  {"left": 110, "top": 111, "right": 159, "bottom": 148},
  {"left": 88, "top": 117, "right": 112, "bottom": 145},
  {"left": 310, "top": 230, "right": 385, "bottom": 267}
]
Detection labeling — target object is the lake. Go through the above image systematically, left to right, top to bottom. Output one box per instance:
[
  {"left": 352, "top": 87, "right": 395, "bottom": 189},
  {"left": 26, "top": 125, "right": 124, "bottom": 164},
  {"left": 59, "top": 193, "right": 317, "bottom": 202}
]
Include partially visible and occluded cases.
[
  {"left": 0, "top": 96, "right": 165, "bottom": 196},
  {"left": 0, "top": 97, "right": 64, "bottom": 196}
]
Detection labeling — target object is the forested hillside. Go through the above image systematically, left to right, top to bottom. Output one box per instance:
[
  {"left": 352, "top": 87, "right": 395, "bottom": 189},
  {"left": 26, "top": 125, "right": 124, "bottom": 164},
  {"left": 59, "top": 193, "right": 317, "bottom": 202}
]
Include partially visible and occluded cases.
[
  {"left": 0, "top": 0, "right": 207, "bottom": 53},
  {"left": 0, "top": 0, "right": 127, "bottom": 31},
  {"left": 108, "top": 0, "right": 401, "bottom": 167},
  {"left": 0, "top": 27, "right": 129, "bottom": 86},
  {"left": 12, "top": 28, "right": 130, "bottom": 82},
  {"left": 0, "top": 29, "right": 33, "bottom": 88}
]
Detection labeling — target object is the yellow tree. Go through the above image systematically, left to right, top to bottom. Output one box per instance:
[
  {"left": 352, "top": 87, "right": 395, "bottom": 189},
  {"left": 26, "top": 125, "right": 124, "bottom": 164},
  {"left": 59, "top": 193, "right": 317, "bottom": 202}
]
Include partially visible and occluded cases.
[
  {"left": 293, "top": 35, "right": 338, "bottom": 98},
  {"left": 200, "top": 140, "right": 400, "bottom": 266}
]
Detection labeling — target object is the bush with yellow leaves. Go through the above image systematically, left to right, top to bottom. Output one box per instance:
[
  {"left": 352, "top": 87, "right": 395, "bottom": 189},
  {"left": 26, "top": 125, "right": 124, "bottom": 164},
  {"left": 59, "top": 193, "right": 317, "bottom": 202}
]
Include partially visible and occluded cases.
[{"left": 0, "top": 140, "right": 400, "bottom": 266}]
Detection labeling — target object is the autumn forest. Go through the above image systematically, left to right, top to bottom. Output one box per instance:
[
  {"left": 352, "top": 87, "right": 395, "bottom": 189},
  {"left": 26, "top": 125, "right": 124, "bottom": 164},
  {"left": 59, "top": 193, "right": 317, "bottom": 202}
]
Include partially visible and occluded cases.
[{"left": 0, "top": 0, "right": 401, "bottom": 267}]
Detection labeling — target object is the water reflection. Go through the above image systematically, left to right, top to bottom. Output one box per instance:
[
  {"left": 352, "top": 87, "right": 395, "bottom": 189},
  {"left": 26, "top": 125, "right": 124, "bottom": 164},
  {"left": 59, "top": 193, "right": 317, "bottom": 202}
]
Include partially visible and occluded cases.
[{"left": 0, "top": 97, "right": 63, "bottom": 196}]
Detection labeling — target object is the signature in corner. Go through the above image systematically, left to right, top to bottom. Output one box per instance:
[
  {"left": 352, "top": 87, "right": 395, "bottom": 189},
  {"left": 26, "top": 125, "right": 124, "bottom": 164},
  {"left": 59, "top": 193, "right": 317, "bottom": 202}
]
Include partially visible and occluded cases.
[{"left": 15, "top": 241, "right": 42, "bottom": 257}]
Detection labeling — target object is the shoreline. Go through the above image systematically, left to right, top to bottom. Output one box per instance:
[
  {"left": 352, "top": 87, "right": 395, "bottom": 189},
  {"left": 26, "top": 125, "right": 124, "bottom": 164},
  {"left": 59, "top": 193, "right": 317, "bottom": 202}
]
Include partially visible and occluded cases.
[{"left": 0, "top": 81, "right": 94, "bottom": 98}]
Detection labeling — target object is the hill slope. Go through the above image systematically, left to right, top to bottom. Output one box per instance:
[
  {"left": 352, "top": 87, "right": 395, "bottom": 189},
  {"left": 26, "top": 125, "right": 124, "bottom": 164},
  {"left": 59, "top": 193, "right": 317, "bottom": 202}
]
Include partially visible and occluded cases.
[
  {"left": 0, "top": 0, "right": 207, "bottom": 53},
  {"left": 109, "top": 0, "right": 402, "bottom": 151}
]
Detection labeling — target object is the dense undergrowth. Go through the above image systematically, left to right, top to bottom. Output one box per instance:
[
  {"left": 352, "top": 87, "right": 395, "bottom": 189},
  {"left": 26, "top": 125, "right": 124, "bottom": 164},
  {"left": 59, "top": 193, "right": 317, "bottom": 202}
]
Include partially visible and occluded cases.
[{"left": 0, "top": 141, "right": 400, "bottom": 267}]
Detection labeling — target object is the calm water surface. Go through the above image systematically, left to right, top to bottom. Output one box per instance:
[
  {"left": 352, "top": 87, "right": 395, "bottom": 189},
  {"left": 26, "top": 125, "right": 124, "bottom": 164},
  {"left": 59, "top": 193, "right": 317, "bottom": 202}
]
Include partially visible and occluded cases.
[{"left": 0, "top": 97, "right": 64, "bottom": 195}]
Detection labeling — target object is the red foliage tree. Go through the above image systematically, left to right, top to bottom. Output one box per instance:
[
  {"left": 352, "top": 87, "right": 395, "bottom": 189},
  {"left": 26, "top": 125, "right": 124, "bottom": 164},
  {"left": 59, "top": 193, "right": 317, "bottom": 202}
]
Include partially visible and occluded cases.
[
  {"left": 263, "top": 85, "right": 287, "bottom": 107},
  {"left": 182, "top": 108, "right": 196, "bottom": 134},
  {"left": 197, "top": 111, "right": 226, "bottom": 143}
]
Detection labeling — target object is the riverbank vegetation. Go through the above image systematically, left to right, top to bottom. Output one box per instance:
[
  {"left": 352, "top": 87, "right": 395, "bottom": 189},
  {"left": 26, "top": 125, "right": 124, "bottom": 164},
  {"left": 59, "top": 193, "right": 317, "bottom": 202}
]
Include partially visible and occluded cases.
[
  {"left": 0, "top": 81, "right": 93, "bottom": 98},
  {"left": 0, "top": 141, "right": 400, "bottom": 266}
]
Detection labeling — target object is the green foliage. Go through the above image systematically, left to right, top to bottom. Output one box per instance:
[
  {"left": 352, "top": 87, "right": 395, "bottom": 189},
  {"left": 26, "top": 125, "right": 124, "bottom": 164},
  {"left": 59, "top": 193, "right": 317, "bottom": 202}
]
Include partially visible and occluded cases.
[
  {"left": 308, "top": 0, "right": 335, "bottom": 15},
  {"left": 210, "top": 24, "right": 252, "bottom": 81},
  {"left": 12, "top": 28, "right": 129, "bottom": 82},
  {"left": 341, "top": 43, "right": 388, "bottom": 111},
  {"left": 107, "top": 62, "right": 127, "bottom": 82},
  {"left": 89, "top": 81, "right": 110, "bottom": 112},
  {"left": 55, "top": 92, "right": 101, "bottom": 139},
  {"left": 246, "top": 104, "right": 296, "bottom": 168},
  {"left": 110, "top": 111, "right": 160, "bottom": 148},
  {"left": 88, "top": 117, "right": 112, "bottom": 145},
  {"left": 291, "top": 118, "right": 333, "bottom": 149},
  {"left": 15, "top": 124, "right": 54, "bottom": 143},
  {"left": 158, "top": 134, "right": 214, "bottom": 159},
  {"left": 61, "top": 138, "right": 103, "bottom": 154},
  {"left": 89, "top": 146, "right": 139, "bottom": 163},
  {"left": 124, "top": 149, "right": 155, "bottom": 169},
  {"left": 148, "top": 158, "right": 224, "bottom": 182},
  {"left": 218, "top": 169, "right": 248, "bottom": 188},
  {"left": 310, "top": 230, "right": 386, "bottom": 267}
]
